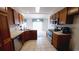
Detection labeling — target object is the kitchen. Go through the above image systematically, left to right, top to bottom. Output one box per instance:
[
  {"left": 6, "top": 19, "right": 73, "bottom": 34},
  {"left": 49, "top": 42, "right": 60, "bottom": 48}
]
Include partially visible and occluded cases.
[{"left": 0, "top": 7, "right": 79, "bottom": 51}]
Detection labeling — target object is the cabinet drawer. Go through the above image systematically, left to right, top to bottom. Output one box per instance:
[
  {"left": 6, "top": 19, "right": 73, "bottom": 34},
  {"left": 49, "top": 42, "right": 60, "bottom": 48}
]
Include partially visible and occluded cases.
[
  {"left": 53, "top": 34, "right": 58, "bottom": 38},
  {"left": 53, "top": 38, "right": 57, "bottom": 48}
]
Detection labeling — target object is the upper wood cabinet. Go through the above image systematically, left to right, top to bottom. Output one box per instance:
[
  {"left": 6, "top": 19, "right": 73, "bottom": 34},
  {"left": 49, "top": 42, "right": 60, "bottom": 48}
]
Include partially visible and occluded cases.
[
  {"left": 0, "top": 7, "right": 7, "bottom": 13},
  {"left": 7, "top": 7, "right": 15, "bottom": 25},
  {"left": 50, "top": 7, "right": 79, "bottom": 24},
  {"left": 68, "top": 7, "right": 78, "bottom": 15},
  {"left": 59, "top": 8, "right": 67, "bottom": 24},
  {"left": 13, "top": 10, "right": 20, "bottom": 24},
  {"left": 55, "top": 12, "right": 59, "bottom": 20},
  {"left": 0, "top": 13, "right": 10, "bottom": 39},
  {"left": 18, "top": 13, "right": 24, "bottom": 24},
  {"left": 50, "top": 14, "right": 56, "bottom": 20},
  {"left": 21, "top": 15, "right": 24, "bottom": 24}
]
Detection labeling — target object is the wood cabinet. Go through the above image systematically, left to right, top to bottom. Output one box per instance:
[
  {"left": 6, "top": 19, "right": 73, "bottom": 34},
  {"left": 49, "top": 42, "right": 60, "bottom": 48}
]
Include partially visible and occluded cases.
[
  {"left": 0, "top": 7, "right": 7, "bottom": 13},
  {"left": 7, "top": 7, "right": 15, "bottom": 25},
  {"left": 50, "top": 7, "right": 79, "bottom": 24},
  {"left": 59, "top": 7, "right": 79, "bottom": 24},
  {"left": 66, "top": 7, "right": 79, "bottom": 24},
  {"left": 68, "top": 7, "right": 78, "bottom": 15},
  {"left": 7, "top": 8, "right": 24, "bottom": 25},
  {"left": 59, "top": 8, "right": 67, "bottom": 24},
  {"left": 0, "top": 10, "right": 13, "bottom": 51},
  {"left": 13, "top": 10, "right": 20, "bottom": 24},
  {"left": 0, "top": 12, "right": 10, "bottom": 40},
  {"left": 55, "top": 12, "right": 59, "bottom": 20},
  {"left": 18, "top": 14, "right": 24, "bottom": 24},
  {"left": 50, "top": 14, "right": 56, "bottom": 20},
  {"left": 0, "top": 20, "right": 2, "bottom": 50},
  {"left": 20, "top": 30, "right": 37, "bottom": 44},
  {"left": 30, "top": 30, "right": 37, "bottom": 40},
  {"left": 20, "top": 31, "right": 30, "bottom": 44},
  {"left": 51, "top": 32, "right": 71, "bottom": 51},
  {"left": 0, "top": 38, "right": 2, "bottom": 50},
  {"left": 3, "top": 38, "right": 13, "bottom": 51}
]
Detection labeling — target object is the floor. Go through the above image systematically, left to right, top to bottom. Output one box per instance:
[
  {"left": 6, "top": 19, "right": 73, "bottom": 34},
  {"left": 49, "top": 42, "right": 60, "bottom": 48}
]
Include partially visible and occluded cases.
[{"left": 21, "top": 31, "right": 56, "bottom": 51}]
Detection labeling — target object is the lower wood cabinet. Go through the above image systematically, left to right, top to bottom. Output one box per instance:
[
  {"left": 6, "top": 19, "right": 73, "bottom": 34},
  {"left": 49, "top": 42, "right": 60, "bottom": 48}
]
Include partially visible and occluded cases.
[
  {"left": 20, "top": 30, "right": 37, "bottom": 44},
  {"left": 29, "top": 30, "right": 37, "bottom": 40},
  {"left": 20, "top": 31, "right": 30, "bottom": 44},
  {"left": 51, "top": 32, "right": 71, "bottom": 51},
  {"left": 3, "top": 38, "right": 13, "bottom": 51},
  {"left": 3, "top": 41, "right": 13, "bottom": 51},
  {"left": 0, "top": 42, "right": 2, "bottom": 51}
]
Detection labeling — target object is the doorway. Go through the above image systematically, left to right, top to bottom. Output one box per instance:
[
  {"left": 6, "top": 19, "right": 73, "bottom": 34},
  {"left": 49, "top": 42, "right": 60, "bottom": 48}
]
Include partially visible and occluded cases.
[
  {"left": 32, "top": 19, "right": 44, "bottom": 37},
  {"left": 33, "top": 19, "right": 43, "bottom": 31}
]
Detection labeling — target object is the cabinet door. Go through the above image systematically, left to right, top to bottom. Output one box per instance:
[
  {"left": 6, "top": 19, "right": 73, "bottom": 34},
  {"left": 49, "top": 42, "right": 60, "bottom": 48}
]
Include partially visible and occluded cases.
[
  {"left": 0, "top": 7, "right": 7, "bottom": 13},
  {"left": 7, "top": 7, "right": 15, "bottom": 25},
  {"left": 68, "top": 7, "right": 78, "bottom": 15},
  {"left": 59, "top": 8, "right": 67, "bottom": 24},
  {"left": 13, "top": 10, "right": 19, "bottom": 24},
  {"left": 0, "top": 11, "right": 13, "bottom": 51},
  {"left": 55, "top": 12, "right": 59, "bottom": 20},
  {"left": 18, "top": 13, "right": 21, "bottom": 24},
  {"left": 0, "top": 14, "right": 10, "bottom": 39},
  {"left": 18, "top": 14, "right": 23, "bottom": 24},
  {"left": 20, "top": 14, "right": 22, "bottom": 24},
  {"left": 50, "top": 14, "right": 56, "bottom": 20},
  {"left": 52, "top": 14, "right": 56, "bottom": 20},
  {"left": 21, "top": 15, "right": 24, "bottom": 24},
  {"left": 0, "top": 20, "right": 2, "bottom": 50},
  {"left": 30, "top": 30, "right": 37, "bottom": 40},
  {"left": 20, "top": 31, "right": 29, "bottom": 44},
  {"left": 24, "top": 31, "right": 30, "bottom": 41},
  {"left": 20, "top": 32, "right": 25, "bottom": 44},
  {"left": 52, "top": 33, "right": 58, "bottom": 49},
  {"left": 3, "top": 39, "right": 13, "bottom": 51}
]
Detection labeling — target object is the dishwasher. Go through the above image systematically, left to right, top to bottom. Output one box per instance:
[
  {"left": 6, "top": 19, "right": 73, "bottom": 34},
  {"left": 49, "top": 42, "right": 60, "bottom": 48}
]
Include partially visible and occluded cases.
[{"left": 13, "top": 36, "right": 22, "bottom": 51}]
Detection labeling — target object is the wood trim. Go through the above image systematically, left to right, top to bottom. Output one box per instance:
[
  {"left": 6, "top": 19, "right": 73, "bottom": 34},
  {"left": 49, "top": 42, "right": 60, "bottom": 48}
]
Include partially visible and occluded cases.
[
  {"left": 0, "top": 7, "right": 7, "bottom": 13},
  {"left": 68, "top": 7, "right": 78, "bottom": 15},
  {"left": 0, "top": 12, "right": 7, "bottom": 16},
  {"left": 3, "top": 38, "right": 11, "bottom": 44},
  {"left": 0, "top": 43, "right": 2, "bottom": 47}
]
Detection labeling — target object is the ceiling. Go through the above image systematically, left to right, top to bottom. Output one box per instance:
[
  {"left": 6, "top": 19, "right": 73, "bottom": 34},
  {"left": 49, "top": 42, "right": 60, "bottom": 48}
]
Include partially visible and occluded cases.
[{"left": 13, "top": 7, "right": 64, "bottom": 18}]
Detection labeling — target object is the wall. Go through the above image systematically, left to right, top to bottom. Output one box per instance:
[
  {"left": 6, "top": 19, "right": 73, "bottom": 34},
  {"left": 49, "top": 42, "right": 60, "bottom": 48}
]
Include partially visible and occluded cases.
[
  {"left": 70, "top": 15, "right": 79, "bottom": 50},
  {"left": 48, "top": 17, "right": 56, "bottom": 30},
  {"left": 25, "top": 18, "right": 33, "bottom": 29},
  {"left": 25, "top": 18, "right": 48, "bottom": 32},
  {"left": 42, "top": 18, "right": 48, "bottom": 32}
]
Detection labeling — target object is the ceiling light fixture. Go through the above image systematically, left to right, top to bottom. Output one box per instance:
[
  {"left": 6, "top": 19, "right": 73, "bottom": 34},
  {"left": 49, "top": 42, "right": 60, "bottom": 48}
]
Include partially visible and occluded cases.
[{"left": 35, "top": 7, "right": 40, "bottom": 13}]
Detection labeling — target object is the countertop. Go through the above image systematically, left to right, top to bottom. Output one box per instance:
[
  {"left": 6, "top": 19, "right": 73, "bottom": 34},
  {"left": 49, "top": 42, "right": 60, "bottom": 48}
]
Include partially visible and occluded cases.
[
  {"left": 10, "top": 29, "right": 37, "bottom": 39},
  {"left": 10, "top": 30, "right": 24, "bottom": 39},
  {"left": 53, "top": 31, "right": 71, "bottom": 35}
]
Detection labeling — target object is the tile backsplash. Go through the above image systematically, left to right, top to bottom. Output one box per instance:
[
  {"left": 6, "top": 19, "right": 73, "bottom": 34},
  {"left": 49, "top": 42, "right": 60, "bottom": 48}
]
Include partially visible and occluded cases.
[{"left": 9, "top": 25, "right": 20, "bottom": 33}]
